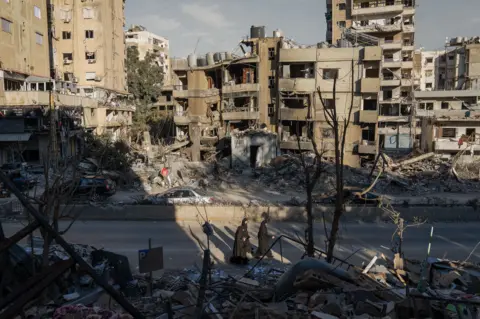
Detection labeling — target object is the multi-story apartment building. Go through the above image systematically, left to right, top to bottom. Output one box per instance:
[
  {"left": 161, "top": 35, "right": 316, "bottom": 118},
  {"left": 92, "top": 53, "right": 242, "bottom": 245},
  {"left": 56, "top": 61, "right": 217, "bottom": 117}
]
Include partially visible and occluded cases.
[
  {"left": 0, "top": 0, "right": 132, "bottom": 165},
  {"left": 52, "top": 0, "right": 132, "bottom": 138},
  {"left": 327, "top": 0, "right": 419, "bottom": 154},
  {"left": 125, "top": 25, "right": 170, "bottom": 84},
  {"left": 166, "top": 26, "right": 383, "bottom": 166},
  {"left": 415, "top": 38, "right": 480, "bottom": 157}
]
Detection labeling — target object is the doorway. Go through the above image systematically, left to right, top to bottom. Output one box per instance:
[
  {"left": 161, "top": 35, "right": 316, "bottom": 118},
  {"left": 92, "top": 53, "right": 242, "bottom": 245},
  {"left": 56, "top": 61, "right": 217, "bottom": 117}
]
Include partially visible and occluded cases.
[{"left": 250, "top": 145, "right": 259, "bottom": 168}]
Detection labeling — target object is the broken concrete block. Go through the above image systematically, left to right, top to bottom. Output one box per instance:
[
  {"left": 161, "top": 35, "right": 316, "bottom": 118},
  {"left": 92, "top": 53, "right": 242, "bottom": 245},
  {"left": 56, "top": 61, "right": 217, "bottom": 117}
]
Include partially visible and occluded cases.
[
  {"left": 236, "top": 277, "right": 260, "bottom": 287},
  {"left": 309, "top": 291, "right": 329, "bottom": 308},
  {"left": 294, "top": 292, "right": 310, "bottom": 305},
  {"left": 318, "top": 302, "right": 343, "bottom": 317},
  {"left": 311, "top": 311, "right": 339, "bottom": 319}
]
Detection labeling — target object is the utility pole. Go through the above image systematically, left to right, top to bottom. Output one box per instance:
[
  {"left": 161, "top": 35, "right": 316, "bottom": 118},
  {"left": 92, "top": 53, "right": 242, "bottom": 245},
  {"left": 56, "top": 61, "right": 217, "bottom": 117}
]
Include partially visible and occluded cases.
[{"left": 46, "top": 0, "right": 58, "bottom": 170}]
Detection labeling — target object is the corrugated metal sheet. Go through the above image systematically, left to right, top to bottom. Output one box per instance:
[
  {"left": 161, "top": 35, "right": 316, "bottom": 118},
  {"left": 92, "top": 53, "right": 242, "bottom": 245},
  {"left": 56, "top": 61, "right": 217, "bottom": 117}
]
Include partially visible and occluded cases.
[{"left": 0, "top": 133, "right": 32, "bottom": 142}]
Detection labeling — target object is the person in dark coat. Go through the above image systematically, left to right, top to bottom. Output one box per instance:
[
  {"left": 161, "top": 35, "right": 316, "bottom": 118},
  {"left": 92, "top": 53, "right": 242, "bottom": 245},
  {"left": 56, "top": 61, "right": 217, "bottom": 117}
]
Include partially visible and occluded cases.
[
  {"left": 255, "top": 213, "right": 274, "bottom": 259},
  {"left": 230, "top": 218, "right": 251, "bottom": 265}
]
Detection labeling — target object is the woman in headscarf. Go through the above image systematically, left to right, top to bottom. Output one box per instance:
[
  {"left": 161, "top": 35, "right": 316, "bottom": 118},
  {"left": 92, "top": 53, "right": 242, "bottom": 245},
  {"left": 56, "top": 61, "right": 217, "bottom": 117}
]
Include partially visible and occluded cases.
[
  {"left": 255, "top": 213, "right": 274, "bottom": 259},
  {"left": 230, "top": 218, "right": 251, "bottom": 265}
]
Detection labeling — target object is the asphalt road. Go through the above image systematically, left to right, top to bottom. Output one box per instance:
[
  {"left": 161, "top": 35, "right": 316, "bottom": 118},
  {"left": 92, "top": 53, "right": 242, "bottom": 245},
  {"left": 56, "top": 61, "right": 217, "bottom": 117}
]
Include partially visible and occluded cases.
[{"left": 2, "top": 221, "right": 480, "bottom": 270}]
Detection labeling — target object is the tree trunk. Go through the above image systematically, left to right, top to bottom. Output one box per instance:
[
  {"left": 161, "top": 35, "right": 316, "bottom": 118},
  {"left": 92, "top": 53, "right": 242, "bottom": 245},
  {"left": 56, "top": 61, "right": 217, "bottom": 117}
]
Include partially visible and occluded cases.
[{"left": 306, "top": 187, "right": 314, "bottom": 257}]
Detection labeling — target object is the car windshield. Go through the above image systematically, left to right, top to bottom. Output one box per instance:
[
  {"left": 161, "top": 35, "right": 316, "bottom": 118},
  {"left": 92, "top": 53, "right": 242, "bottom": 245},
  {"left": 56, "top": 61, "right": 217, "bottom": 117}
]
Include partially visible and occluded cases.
[{"left": 193, "top": 189, "right": 207, "bottom": 196}]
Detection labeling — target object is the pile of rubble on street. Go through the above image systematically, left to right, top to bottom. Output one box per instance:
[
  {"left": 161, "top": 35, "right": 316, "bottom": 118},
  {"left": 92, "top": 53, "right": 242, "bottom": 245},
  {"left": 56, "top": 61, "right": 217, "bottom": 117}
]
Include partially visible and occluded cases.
[{"left": 5, "top": 233, "right": 480, "bottom": 318}]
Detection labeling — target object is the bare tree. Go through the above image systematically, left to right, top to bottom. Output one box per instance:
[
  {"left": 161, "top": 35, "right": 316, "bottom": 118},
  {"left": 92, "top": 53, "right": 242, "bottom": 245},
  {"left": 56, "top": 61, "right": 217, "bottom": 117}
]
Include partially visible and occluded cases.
[
  {"left": 317, "top": 60, "right": 355, "bottom": 263},
  {"left": 295, "top": 111, "right": 326, "bottom": 257}
]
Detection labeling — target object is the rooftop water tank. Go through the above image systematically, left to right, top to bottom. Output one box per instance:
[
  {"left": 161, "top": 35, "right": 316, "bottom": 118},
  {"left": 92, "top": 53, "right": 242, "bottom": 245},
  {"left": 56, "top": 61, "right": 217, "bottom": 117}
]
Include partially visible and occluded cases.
[
  {"left": 250, "top": 25, "right": 266, "bottom": 39},
  {"left": 273, "top": 29, "right": 283, "bottom": 38},
  {"left": 206, "top": 52, "right": 215, "bottom": 65},
  {"left": 213, "top": 52, "right": 222, "bottom": 62},
  {"left": 220, "top": 52, "right": 227, "bottom": 60},
  {"left": 225, "top": 52, "right": 233, "bottom": 60},
  {"left": 187, "top": 54, "right": 197, "bottom": 67},
  {"left": 197, "top": 56, "right": 207, "bottom": 67}
]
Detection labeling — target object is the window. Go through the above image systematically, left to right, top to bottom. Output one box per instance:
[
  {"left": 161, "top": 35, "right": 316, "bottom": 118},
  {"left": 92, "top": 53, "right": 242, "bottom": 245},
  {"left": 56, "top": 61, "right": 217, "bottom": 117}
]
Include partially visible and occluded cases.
[
  {"left": 386, "top": 0, "right": 394, "bottom": 5},
  {"left": 361, "top": 2, "right": 369, "bottom": 8},
  {"left": 338, "top": 3, "right": 346, "bottom": 10},
  {"left": 34, "top": 6, "right": 41, "bottom": 19},
  {"left": 82, "top": 7, "right": 94, "bottom": 19},
  {"left": 1, "top": 18, "right": 12, "bottom": 33},
  {"left": 337, "top": 21, "right": 346, "bottom": 28},
  {"left": 85, "top": 30, "right": 94, "bottom": 39},
  {"left": 62, "top": 31, "right": 71, "bottom": 39},
  {"left": 35, "top": 32, "right": 43, "bottom": 45},
  {"left": 384, "top": 36, "right": 394, "bottom": 43},
  {"left": 268, "top": 47, "right": 275, "bottom": 60},
  {"left": 85, "top": 52, "right": 96, "bottom": 60},
  {"left": 63, "top": 53, "right": 73, "bottom": 60},
  {"left": 448, "top": 55, "right": 454, "bottom": 61},
  {"left": 426, "top": 58, "right": 433, "bottom": 63},
  {"left": 322, "top": 69, "right": 338, "bottom": 80},
  {"left": 425, "top": 70, "right": 433, "bottom": 77},
  {"left": 63, "top": 72, "right": 74, "bottom": 81},
  {"left": 85, "top": 72, "right": 97, "bottom": 81},
  {"left": 268, "top": 76, "right": 274, "bottom": 88},
  {"left": 426, "top": 83, "right": 432, "bottom": 89},
  {"left": 401, "top": 91, "right": 409, "bottom": 97},
  {"left": 324, "top": 99, "right": 335, "bottom": 110},
  {"left": 441, "top": 102, "right": 449, "bottom": 109},
  {"left": 268, "top": 103, "right": 274, "bottom": 117},
  {"left": 419, "top": 103, "right": 425, "bottom": 110},
  {"left": 426, "top": 103, "right": 434, "bottom": 110},
  {"left": 322, "top": 128, "right": 334, "bottom": 138},
  {"left": 442, "top": 128, "right": 456, "bottom": 138},
  {"left": 466, "top": 128, "right": 476, "bottom": 140}
]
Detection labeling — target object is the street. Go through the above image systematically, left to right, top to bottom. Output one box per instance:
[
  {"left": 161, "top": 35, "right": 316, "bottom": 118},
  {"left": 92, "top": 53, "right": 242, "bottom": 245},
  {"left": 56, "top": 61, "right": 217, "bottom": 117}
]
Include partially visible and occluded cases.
[{"left": 2, "top": 221, "right": 480, "bottom": 270}]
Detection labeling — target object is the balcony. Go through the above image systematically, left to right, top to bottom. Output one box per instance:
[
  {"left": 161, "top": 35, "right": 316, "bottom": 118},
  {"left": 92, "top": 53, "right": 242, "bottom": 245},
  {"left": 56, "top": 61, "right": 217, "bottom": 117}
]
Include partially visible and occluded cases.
[
  {"left": 352, "top": 3, "right": 403, "bottom": 16},
  {"left": 403, "top": 6, "right": 415, "bottom": 15},
  {"left": 352, "top": 23, "right": 402, "bottom": 33},
  {"left": 403, "top": 25, "right": 415, "bottom": 33},
  {"left": 381, "top": 41, "right": 402, "bottom": 50},
  {"left": 402, "top": 45, "right": 415, "bottom": 51},
  {"left": 383, "top": 60, "right": 402, "bottom": 68},
  {"left": 402, "top": 61, "right": 414, "bottom": 69},
  {"left": 278, "top": 78, "right": 316, "bottom": 92},
  {"left": 360, "top": 78, "right": 380, "bottom": 93},
  {"left": 381, "top": 78, "right": 401, "bottom": 86},
  {"left": 401, "top": 78, "right": 419, "bottom": 86},
  {"left": 222, "top": 83, "right": 260, "bottom": 95},
  {"left": 172, "top": 85, "right": 189, "bottom": 98},
  {"left": 188, "top": 88, "right": 220, "bottom": 98},
  {"left": 3, "top": 91, "right": 99, "bottom": 108},
  {"left": 155, "top": 96, "right": 175, "bottom": 105},
  {"left": 222, "top": 107, "right": 259, "bottom": 121},
  {"left": 279, "top": 108, "right": 311, "bottom": 121},
  {"left": 359, "top": 110, "right": 378, "bottom": 123},
  {"left": 174, "top": 111, "right": 190, "bottom": 125},
  {"left": 378, "top": 115, "right": 410, "bottom": 122},
  {"left": 378, "top": 127, "right": 421, "bottom": 135},
  {"left": 435, "top": 139, "right": 464, "bottom": 152},
  {"left": 280, "top": 141, "right": 314, "bottom": 151},
  {"left": 358, "top": 143, "right": 376, "bottom": 154}
]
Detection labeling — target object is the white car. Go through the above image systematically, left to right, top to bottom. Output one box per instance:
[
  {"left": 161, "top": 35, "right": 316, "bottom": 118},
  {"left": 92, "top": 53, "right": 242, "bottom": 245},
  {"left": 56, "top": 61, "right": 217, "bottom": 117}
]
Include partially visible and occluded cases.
[{"left": 147, "top": 187, "right": 214, "bottom": 205}]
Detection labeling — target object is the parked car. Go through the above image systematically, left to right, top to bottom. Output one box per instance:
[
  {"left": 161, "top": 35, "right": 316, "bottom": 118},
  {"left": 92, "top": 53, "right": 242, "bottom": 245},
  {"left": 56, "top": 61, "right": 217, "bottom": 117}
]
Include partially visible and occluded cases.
[
  {"left": 0, "top": 163, "right": 26, "bottom": 175},
  {"left": 9, "top": 172, "right": 37, "bottom": 191},
  {"left": 68, "top": 176, "right": 116, "bottom": 200},
  {"left": 146, "top": 187, "right": 214, "bottom": 205}
]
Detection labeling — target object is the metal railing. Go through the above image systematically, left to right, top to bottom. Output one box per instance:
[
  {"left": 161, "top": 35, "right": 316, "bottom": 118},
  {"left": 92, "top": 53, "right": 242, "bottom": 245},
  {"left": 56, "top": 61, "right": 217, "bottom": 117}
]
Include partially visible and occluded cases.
[{"left": 223, "top": 106, "right": 259, "bottom": 113}]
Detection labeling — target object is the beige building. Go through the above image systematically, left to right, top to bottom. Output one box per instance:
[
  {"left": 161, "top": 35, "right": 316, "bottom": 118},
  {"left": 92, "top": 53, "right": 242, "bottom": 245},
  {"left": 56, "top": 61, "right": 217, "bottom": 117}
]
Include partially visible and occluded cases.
[
  {"left": 0, "top": 0, "right": 132, "bottom": 165},
  {"left": 52, "top": 0, "right": 132, "bottom": 138},
  {"left": 125, "top": 25, "right": 170, "bottom": 84}
]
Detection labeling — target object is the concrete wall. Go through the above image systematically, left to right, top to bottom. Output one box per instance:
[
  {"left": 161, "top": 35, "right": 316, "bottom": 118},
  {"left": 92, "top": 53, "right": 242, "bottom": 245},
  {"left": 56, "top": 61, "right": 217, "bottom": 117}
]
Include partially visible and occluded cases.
[
  {"left": 0, "top": 0, "right": 49, "bottom": 77},
  {"left": 53, "top": 0, "right": 127, "bottom": 93},
  {"left": 231, "top": 132, "right": 278, "bottom": 168},
  {"left": 29, "top": 204, "right": 480, "bottom": 223}
]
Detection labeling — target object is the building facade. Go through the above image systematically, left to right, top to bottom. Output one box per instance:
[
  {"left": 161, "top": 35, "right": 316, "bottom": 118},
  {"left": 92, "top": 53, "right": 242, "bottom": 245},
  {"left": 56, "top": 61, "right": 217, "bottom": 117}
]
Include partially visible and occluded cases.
[
  {"left": 0, "top": 0, "right": 132, "bottom": 165},
  {"left": 125, "top": 25, "right": 170, "bottom": 84}
]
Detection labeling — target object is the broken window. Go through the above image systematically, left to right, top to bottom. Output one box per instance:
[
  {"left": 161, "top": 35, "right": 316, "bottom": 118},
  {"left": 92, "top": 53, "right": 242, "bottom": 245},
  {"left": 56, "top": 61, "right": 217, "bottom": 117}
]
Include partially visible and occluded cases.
[
  {"left": 386, "top": 0, "right": 394, "bottom": 6},
  {"left": 361, "top": 2, "right": 369, "bottom": 8},
  {"left": 338, "top": 3, "right": 346, "bottom": 10},
  {"left": 337, "top": 21, "right": 346, "bottom": 28},
  {"left": 85, "top": 30, "right": 94, "bottom": 39},
  {"left": 62, "top": 31, "right": 71, "bottom": 39},
  {"left": 385, "top": 36, "right": 394, "bottom": 43},
  {"left": 268, "top": 48, "right": 275, "bottom": 60},
  {"left": 85, "top": 52, "right": 96, "bottom": 60},
  {"left": 63, "top": 53, "right": 73, "bottom": 61},
  {"left": 384, "top": 54, "right": 394, "bottom": 62},
  {"left": 448, "top": 55, "right": 454, "bottom": 61},
  {"left": 426, "top": 57, "right": 433, "bottom": 64},
  {"left": 290, "top": 63, "right": 314, "bottom": 78},
  {"left": 322, "top": 69, "right": 338, "bottom": 80},
  {"left": 365, "top": 69, "right": 379, "bottom": 78},
  {"left": 425, "top": 70, "right": 433, "bottom": 77},
  {"left": 63, "top": 72, "right": 73, "bottom": 81},
  {"left": 268, "top": 76, "right": 274, "bottom": 88},
  {"left": 4, "top": 79, "right": 22, "bottom": 91},
  {"left": 426, "top": 83, "right": 432, "bottom": 89},
  {"left": 383, "top": 90, "right": 393, "bottom": 100},
  {"left": 401, "top": 91, "right": 409, "bottom": 97},
  {"left": 324, "top": 99, "right": 335, "bottom": 110},
  {"left": 363, "top": 99, "right": 377, "bottom": 111},
  {"left": 441, "top": 102, "right": 449, "bottom": 109},
  {"left": 268, "top": 103, "right": 275, "bottom": 117},
  {"left": 419, "top": 103, "right": 425, "bottom": 110},
  {"left": 426, "top": 103, "right": 434, "bottom": 110},
  {"left": 322, "top": 128, "right": 334, "bottom": 138},
  {"left": 442, "top": 128, "right": 456, "bottom": 138},
  {"left": 466, "top": 128, "right": 476, "bottom": 140}
]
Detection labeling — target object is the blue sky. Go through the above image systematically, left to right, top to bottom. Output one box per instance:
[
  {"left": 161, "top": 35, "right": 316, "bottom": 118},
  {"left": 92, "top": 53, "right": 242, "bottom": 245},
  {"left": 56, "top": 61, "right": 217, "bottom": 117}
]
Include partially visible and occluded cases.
[{"left": 125, "top": 0, "right": 480, "bottom": 58}]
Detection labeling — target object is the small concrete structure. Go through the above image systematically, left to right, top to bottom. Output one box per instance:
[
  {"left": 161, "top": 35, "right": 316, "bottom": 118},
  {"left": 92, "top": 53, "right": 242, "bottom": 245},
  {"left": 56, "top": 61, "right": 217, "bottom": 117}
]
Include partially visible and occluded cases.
[{"left": 231, "top": 129, "right": 278, "bottom": 168}]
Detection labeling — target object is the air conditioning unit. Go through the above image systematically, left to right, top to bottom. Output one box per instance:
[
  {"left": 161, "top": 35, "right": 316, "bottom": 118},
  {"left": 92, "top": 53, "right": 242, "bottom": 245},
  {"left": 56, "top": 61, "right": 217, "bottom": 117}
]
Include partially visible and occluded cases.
[{"left": 94, "top": 76, "right": 102, "bottom": 81}]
